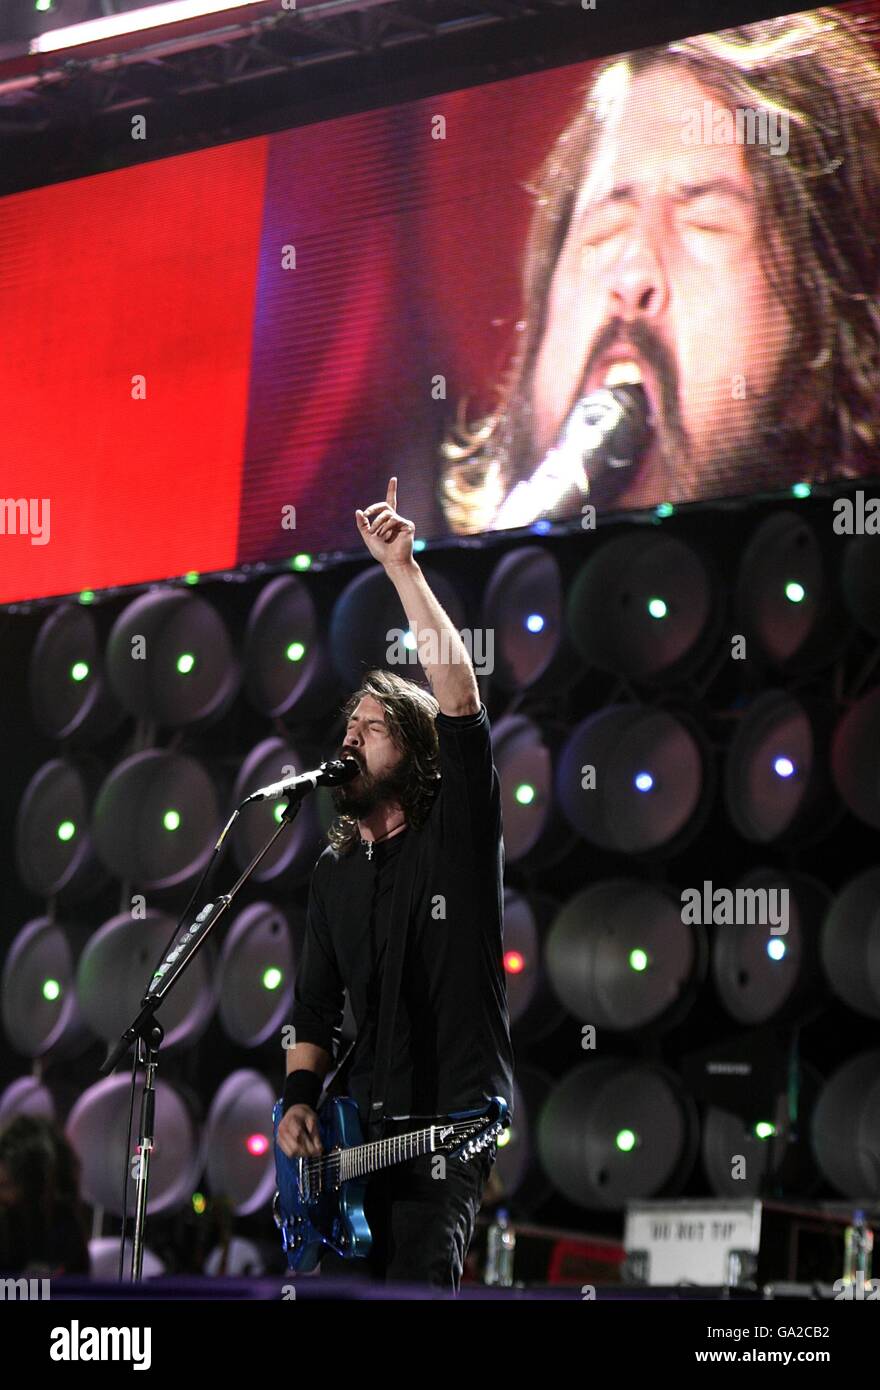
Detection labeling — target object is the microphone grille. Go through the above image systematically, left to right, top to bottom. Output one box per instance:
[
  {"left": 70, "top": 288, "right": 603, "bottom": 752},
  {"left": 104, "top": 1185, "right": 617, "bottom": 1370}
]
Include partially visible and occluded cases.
[{"left": 323, "top": 757, "right": 360, "bottom": 785}]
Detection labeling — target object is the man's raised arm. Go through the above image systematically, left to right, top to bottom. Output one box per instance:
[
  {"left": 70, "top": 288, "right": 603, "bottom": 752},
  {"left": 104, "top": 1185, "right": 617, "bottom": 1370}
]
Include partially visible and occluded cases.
[{"left": 355, "top": 476, "right": 480, "bottom": 718}]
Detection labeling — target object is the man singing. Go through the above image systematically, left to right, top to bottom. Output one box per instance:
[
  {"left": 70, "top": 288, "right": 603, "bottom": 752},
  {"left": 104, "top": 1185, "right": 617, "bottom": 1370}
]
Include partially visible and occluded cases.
[
  {"left": 439, "top": 7, "right": 880, "bottom": 531},
  {"left": 276, "top": 476, "right": 515, "bottom": 1292}
]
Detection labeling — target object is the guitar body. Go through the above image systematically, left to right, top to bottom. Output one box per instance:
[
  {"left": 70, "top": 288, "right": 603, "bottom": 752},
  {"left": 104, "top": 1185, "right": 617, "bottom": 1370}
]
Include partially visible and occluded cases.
[
  {"left": 272, "top": 1094, "right": 509, "bottom": 1275},
  {"left": 272, "top": 1095, "right": 372, "bottom": 1273}
]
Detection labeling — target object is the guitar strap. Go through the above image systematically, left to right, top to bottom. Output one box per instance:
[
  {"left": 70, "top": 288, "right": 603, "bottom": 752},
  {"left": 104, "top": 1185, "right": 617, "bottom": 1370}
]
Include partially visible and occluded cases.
[
  {"left": 366, "top": 826, "right": 420, "bottom": 1142},
  {"left": 317, "top": 1036, "right": 356, "bottom": 1109}
]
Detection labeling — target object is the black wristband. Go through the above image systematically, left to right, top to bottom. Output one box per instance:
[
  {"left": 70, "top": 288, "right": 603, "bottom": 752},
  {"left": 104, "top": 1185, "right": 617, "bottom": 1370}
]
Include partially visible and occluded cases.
[{"left": 282, "top": 1069, "right": 323, "bottom": 1115}]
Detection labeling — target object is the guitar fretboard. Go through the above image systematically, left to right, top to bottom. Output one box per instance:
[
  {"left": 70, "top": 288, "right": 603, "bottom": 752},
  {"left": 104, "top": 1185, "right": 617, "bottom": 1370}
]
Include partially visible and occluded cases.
[{"left": 308, "top": 1119, "right": 471, "bottom": 1186}]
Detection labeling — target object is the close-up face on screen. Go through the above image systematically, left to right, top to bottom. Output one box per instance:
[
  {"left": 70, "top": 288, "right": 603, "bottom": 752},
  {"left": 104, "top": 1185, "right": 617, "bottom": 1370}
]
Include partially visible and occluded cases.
[
  {"left": 439, "top": 4, "right": 880, "bottom": 534},
  {"left": 2, "top": 5, "right": 880, "bottom": 599}
]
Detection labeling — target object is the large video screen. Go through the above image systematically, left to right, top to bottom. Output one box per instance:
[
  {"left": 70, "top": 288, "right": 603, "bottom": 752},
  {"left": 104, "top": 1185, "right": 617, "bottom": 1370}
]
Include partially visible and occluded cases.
[{"left": 2, "top": 3, "right": 880, "bottom": 605}]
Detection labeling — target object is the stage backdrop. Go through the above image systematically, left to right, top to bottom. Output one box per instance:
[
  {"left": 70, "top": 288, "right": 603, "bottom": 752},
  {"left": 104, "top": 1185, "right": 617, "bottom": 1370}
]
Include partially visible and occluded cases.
[{"left": 1, "top": 1, "right": 879, "bottom": 605}]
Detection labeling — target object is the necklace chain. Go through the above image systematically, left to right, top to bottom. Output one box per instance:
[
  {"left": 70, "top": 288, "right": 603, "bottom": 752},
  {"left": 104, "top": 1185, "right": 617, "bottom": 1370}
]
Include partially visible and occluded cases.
[{"left": 360, "top": 819, "right": 406, "bottom": 860}]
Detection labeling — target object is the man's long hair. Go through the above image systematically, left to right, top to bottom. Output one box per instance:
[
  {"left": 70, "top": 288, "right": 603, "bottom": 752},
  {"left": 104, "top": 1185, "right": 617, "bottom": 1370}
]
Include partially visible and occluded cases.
[
  {"left": 440, "top": 7, "right": 880, "bottom": 532},
  {"left": 326, "top": 669, "right": 441, "bottom": 856}
]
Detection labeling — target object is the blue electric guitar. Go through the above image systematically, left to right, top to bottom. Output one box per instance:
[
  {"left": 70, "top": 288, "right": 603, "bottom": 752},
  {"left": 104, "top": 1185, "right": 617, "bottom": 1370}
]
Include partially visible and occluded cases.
[{"left": 272, "top": 1094, "right": 509, "bottom": 1272}]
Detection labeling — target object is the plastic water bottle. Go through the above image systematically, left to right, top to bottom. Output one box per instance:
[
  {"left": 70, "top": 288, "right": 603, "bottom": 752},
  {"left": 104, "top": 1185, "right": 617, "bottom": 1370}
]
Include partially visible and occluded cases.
[
  {"left": 485, "top": 1207, "right": 515, "bottom": 1286},
  {"left": 842, "top": 1210, "right": 874, "bottom": 1287}
]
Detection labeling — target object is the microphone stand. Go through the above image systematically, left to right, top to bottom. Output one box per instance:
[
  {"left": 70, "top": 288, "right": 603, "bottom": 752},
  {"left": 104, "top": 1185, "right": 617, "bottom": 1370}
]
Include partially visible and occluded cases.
[{"left": 100, "top": 787, "right": 313, "bottom": 1282}]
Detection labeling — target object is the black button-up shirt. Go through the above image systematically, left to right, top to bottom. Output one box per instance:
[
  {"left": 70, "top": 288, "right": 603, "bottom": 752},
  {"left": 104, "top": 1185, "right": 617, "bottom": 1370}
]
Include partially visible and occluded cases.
[{"left": 289, "top": 703, "right": 515, "bottom": 1128}]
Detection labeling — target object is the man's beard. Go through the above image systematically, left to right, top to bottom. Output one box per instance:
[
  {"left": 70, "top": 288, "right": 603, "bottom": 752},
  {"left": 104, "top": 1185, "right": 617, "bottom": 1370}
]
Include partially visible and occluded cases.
[
  {"left": 524, "top": 317, "right": 817, "bottom": 508},
  {"left": 658, "top": 334, "right": 817, "bottom": 503},
  {"left": 330, "top": 749, "right": 414, "bottom": 821}
]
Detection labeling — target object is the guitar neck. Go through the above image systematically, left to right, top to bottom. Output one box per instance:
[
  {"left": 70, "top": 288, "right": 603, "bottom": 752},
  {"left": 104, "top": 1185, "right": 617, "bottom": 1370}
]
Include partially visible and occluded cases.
[{"left": 335, "top": 1121, "right": 455, "bottom": 1183}]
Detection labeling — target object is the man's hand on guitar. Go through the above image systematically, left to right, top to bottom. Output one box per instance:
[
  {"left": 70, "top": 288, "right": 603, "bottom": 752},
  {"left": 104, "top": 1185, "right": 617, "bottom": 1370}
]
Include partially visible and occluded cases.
[{"left": 276, "top": 1104, "right": 324, "bottom": 1159}]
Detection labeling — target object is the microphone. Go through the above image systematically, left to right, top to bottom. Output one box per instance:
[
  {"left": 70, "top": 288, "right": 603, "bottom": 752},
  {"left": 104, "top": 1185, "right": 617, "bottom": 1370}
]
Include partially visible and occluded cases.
[
  {"left": 491, "top": 382, "right": 650, "bottom": 530},
  {"left": 242, "top": 756, "right": 360, "bottom": 805}
]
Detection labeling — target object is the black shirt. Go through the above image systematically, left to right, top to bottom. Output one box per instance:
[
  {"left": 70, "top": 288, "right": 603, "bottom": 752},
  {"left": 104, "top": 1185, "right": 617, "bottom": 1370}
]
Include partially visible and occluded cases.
[{"left": 289, "top": 702, "right": 515, "bottom": 1129}]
